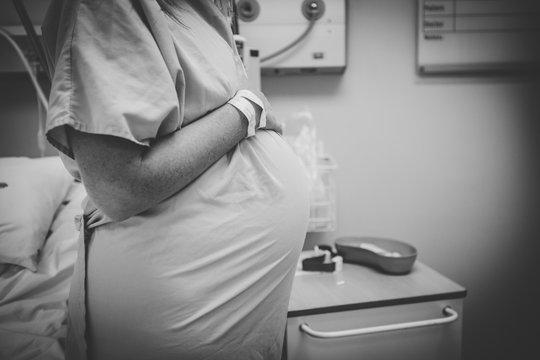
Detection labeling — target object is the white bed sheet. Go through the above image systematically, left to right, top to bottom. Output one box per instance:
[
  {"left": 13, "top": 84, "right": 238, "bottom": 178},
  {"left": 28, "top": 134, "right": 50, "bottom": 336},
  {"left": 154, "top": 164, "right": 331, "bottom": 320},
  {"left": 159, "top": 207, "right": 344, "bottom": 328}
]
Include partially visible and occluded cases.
[{"left": 0, "top": 181, "right": 85, "bottom": 360}]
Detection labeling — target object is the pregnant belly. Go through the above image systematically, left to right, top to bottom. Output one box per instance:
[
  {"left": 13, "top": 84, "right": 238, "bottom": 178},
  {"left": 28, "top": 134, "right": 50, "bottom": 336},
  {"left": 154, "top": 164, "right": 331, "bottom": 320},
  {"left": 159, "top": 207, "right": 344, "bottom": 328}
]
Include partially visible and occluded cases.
[{"left": 86, "top": 131, "right": 310, "bottom": 358}]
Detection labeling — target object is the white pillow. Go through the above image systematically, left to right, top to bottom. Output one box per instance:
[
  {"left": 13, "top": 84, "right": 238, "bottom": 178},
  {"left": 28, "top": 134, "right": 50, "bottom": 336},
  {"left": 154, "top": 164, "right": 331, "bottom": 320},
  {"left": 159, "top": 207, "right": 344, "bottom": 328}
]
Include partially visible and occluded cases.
[{"left": 0, "top": 157, "right": 74, "bottom": 271}]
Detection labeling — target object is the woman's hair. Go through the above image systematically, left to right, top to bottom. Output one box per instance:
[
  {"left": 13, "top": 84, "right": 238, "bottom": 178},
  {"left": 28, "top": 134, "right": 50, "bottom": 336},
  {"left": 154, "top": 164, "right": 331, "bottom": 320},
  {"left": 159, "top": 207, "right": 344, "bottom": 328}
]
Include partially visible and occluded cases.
[
  {"left": 156, "top": 0, "right": 181, "bottom": 21},
  {"left": 157, "top": 0, "right": 233, "bottom": 22}
]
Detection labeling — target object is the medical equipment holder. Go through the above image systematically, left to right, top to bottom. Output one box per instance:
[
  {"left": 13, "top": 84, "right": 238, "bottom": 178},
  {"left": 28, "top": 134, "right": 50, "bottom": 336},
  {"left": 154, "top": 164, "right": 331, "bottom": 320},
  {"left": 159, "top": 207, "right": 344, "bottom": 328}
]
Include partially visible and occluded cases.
[{"left": 307, "top": 153, "right": 337, "bottom": 232}]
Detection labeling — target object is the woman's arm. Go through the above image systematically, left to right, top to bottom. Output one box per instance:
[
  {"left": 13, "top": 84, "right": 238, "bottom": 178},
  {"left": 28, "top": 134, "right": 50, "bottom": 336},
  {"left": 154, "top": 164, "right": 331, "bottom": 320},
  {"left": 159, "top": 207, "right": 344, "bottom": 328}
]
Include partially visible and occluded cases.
[{"left": 71, "top": 101, "right": 273, "bottom": 222}]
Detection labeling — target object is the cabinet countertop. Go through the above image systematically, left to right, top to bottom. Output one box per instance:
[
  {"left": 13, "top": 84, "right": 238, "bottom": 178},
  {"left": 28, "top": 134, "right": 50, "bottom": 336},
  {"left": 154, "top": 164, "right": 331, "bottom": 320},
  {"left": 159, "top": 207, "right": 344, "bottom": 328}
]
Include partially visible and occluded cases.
[{"left": 288, "top": 261, "right": 466, "bottom": 317}]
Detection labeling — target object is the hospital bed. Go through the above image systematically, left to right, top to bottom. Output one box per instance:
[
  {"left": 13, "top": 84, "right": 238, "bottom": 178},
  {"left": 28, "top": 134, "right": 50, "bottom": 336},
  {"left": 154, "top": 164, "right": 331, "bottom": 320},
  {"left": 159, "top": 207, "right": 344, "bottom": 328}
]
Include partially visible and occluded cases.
[
  {"left": 0, "top": 3, "right": 80, "bottom": 357},
  {"left": 0, "top": 157, "right": 85, "bottom": 360}
]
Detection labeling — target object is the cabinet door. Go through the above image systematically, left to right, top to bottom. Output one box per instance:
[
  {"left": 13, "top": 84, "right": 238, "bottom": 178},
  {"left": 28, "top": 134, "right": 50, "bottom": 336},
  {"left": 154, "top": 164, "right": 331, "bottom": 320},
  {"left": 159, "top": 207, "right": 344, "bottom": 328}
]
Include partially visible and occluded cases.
[{"left": 286, "top": 299, "right": 463, "bottom": 360}]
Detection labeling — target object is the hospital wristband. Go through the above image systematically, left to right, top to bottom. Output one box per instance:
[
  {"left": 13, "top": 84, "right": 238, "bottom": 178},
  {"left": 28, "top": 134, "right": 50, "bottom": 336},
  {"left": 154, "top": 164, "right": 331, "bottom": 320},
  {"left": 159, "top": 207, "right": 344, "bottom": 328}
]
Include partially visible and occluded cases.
[
  {"left": 237, "top": 89, "right": 267, "bottom": 129},
  {"left": 228, "top": 95, "right": 257, "bottom": 137}
]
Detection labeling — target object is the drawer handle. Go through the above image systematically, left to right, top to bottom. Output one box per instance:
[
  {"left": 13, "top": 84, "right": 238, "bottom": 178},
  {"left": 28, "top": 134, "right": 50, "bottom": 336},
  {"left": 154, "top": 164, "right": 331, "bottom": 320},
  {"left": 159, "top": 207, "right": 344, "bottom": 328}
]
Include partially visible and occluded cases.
[{"left": 299, "top": 306, "right": 458, "bottom": 339}]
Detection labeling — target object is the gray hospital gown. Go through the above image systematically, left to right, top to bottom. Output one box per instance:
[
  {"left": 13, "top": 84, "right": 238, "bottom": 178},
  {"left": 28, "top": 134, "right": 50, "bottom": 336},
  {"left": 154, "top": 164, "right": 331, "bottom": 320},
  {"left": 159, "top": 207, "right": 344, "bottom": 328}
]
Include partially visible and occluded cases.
[{"left": 42, "top": 0, "right": 310, "bottom": 359}]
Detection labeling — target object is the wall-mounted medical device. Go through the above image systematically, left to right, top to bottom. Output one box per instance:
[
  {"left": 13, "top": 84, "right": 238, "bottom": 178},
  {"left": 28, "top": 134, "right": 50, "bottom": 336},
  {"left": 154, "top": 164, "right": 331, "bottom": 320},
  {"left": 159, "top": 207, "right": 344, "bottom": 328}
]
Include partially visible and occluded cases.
[{"left": 236, "top": 0, "right": 347, "bottom": 75}]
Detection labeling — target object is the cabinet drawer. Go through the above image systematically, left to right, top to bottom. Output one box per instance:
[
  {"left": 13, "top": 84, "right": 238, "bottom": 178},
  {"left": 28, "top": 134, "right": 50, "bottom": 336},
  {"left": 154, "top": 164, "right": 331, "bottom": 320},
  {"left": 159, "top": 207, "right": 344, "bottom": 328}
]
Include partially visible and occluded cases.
[{"left": 286, "top": 299, "right": 463, "bottom": 360}]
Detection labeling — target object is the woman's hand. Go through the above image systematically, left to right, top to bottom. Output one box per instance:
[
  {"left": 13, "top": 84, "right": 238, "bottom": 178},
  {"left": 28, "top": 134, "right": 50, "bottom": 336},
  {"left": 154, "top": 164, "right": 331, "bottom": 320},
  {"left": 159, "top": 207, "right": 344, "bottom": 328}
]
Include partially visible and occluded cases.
[{"left": 261, "top": 105, "right": 284, "bottom": 135}]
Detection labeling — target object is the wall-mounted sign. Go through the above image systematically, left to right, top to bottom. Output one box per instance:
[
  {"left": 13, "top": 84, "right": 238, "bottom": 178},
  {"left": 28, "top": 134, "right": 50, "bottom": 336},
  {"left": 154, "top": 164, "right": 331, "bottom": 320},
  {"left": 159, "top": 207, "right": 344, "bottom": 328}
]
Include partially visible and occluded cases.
[{"left": 417, "top": 0, "right": 539, "bottom": 74}]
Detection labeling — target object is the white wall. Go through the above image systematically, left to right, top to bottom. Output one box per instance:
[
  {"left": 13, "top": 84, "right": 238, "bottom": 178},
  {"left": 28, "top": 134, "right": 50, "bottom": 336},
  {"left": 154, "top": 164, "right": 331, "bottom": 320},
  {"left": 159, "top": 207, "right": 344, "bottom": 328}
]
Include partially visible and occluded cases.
[{"left": 263, "top": 0, "right": 539, "bottom": 359}]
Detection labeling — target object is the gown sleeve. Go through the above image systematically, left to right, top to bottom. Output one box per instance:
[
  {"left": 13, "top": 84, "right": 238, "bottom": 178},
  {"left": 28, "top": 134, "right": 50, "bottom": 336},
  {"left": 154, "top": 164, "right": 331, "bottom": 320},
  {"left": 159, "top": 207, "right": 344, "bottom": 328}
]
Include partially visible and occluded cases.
[{"left": 44, "top": 0, "right": 183, "bottom": 158}]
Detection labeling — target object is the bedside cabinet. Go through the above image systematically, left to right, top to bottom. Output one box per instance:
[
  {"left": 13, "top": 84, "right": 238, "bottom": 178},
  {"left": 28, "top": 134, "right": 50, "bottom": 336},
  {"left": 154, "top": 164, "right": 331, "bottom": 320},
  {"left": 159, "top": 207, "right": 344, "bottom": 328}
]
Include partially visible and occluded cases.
[{"left": 285, "top": 261, "right": 466, "bottom": 360}]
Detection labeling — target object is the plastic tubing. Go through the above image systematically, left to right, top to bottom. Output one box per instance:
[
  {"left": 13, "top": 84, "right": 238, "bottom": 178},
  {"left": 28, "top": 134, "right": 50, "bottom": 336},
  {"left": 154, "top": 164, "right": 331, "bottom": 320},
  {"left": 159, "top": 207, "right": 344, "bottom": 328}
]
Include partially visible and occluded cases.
[{"left": 0, "top": 27, "right": 48, "bottom": 109}]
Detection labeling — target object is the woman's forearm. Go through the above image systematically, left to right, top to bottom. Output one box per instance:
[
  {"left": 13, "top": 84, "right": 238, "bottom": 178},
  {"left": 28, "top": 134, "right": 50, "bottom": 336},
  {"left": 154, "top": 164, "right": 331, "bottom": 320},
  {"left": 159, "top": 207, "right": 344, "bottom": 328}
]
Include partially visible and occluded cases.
[{"left": 71, "top": 103, "right": 249, "bottom": 221}]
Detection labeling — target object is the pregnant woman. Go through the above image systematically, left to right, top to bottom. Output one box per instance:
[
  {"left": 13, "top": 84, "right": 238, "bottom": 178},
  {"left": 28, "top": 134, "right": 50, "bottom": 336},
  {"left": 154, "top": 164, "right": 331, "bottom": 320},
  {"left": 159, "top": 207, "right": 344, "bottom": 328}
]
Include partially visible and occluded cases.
[{"left": 42, "top": 0, "right": 310, "bottom": 359}]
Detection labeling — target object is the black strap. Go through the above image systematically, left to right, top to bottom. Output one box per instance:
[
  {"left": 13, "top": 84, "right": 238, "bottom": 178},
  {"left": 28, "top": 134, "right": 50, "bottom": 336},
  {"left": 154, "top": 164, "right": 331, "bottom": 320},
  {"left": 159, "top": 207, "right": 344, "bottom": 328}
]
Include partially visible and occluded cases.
[{"left": 301, "top": 255, "right": 336, "bottom": 272}]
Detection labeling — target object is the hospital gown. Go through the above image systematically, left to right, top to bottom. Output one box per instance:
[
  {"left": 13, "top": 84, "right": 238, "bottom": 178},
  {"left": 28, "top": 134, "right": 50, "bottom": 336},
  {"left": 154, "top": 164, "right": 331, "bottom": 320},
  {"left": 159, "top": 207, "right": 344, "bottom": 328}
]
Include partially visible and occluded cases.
[{"left": 42, "top": 1, "right": 310, "bottom": 359}]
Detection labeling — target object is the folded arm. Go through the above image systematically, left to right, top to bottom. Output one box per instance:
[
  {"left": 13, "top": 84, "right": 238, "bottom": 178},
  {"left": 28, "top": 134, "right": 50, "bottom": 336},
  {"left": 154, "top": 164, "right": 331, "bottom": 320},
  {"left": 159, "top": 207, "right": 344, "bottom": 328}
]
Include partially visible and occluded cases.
[{"left": 71, "top": 103, "right": 249, "bottom": 222}]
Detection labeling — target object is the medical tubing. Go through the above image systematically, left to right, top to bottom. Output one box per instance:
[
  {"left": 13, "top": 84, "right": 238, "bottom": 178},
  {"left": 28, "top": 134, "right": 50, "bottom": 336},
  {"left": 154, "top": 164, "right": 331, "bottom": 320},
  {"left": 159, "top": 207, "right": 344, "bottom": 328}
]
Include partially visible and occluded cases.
[
  {"left": 12, "top": 0, "right": 51, "bottom": 81},
  {"left": 260, "top": 18, "right": 316, "bottom": 63},
  {"left": 0, "top": 27, "right": 48, "bottom": 109},
  {"left": 37, "top": 92, "right": 47, "bottom": 156}
]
